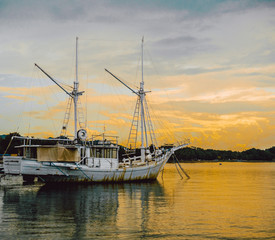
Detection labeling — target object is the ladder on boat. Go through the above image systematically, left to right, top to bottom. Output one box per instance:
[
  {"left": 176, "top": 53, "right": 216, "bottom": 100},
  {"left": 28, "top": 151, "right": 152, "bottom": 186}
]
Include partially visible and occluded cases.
[
  {"left": 127, "top": 96, "right": 140, "bottom": 152},
  {"left": 60, "top": 97, "right": 85, "bottom": 137},
  {"left": 61, "top": 97, "right": 73, "bottom": 136},
  {"left": 77, "top": 97, "right": 86, "bottom": 129},
  {"left": 144, "top": 98, "right": 158, "bottom": 150}
]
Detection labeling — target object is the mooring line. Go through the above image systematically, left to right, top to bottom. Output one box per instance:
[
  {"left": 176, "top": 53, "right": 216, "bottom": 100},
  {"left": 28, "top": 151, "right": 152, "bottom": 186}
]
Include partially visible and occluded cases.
[
  {"left": 173, "top": 154, "right": 190, "bottom": 179},
  {"left": 173, "top": 155, "right": 183, "bottom": 179}
]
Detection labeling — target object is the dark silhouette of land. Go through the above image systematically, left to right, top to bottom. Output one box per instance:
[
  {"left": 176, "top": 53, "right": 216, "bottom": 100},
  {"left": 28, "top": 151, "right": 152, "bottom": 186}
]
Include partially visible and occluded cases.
[{"left": 171, "top": 146, "right": 275, "bottom": 162}]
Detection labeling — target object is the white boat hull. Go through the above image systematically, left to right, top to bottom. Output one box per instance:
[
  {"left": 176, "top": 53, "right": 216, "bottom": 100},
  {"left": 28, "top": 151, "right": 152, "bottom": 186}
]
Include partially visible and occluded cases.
[{"left": 3, "top": 155, "right": 170, "bottom": 183}]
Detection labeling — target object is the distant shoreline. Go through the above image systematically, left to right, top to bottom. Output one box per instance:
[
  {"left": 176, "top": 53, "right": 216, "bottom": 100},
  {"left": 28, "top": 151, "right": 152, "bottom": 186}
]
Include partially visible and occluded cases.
[{"left": 169, "top": 159, "right": 275, "bottom": 163}]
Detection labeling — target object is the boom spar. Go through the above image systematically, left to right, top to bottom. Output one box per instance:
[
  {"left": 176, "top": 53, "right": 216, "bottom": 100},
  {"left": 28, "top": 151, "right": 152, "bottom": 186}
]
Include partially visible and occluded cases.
[
  {"left": 34, "top": 63, "right": 73, "bottom": 98},
  {"left": 105, "top": 69, "right": 138, "bottom": 96}
]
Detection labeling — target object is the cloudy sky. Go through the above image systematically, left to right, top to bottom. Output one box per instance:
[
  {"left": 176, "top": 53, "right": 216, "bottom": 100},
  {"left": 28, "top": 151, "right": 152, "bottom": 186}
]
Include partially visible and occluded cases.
[{"left": 0, "top": 0, "right": 274, "bottom": 150}]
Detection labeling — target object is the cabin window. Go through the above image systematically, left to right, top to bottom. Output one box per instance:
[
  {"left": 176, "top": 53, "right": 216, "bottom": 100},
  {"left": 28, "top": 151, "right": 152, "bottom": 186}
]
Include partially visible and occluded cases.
[
  {"left": 25, "top": 147, "right": 37, "bottom": 159},
  {"left": 80, "top": 148, "right": 85, "bottom": 158},
  {"left": 91, "top": 148, "right": 116, "bottom": 158},
  {"left": 91, "top": 148, "right": 94, "bottom": 157},
  {"left": 91, "top": 148, "right": 102, "bottom": 158},
  {"left": 95, "top": 148, "right": 102, "bottom": 158},
  {"left": 104, "top": 148, "right": 117, "bottom": 158},
  {"left": 104, "top": 149, "right": 110, "bottom": 158},
  {"left": 112, "top": 149, "right": 117, "bottom": 158}
]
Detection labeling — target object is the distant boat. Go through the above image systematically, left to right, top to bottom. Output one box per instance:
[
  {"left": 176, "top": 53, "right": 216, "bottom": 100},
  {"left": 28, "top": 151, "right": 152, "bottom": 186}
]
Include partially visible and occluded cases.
[{"left": 3, "top": 37, "right": 189, "bottom": 183}]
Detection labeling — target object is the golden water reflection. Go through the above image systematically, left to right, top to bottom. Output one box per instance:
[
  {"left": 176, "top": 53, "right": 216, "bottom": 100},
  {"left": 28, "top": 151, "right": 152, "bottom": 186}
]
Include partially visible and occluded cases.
[
  {"left": 0, "top": 162, "right": 274, "bottom": 239},
  {"left": 161, "top": 163, "right": 275, "bottom": 239}
]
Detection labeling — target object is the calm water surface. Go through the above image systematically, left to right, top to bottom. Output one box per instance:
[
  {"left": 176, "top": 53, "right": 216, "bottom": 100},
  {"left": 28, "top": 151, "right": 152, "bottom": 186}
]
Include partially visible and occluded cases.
[{"left": 0, "top": 162, "right": 274, "bottom": 239}]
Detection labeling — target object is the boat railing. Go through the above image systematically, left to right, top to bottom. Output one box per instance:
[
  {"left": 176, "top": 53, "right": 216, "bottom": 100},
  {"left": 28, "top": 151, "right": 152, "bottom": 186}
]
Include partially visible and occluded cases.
[
  {"left": 88, "top": 133, "right": 118, "bottom": 146},
  {"left": 11, "top": 136, "right": 75, "bottom": 146},
  {"left": 175, "top": 138, "right": 190, "bottom": 147},
  {"left": 171, "top": 140, "right": 190, "bottom": 152},
  {"left": 121, "top": 155, "right": 145, "bottom": 167},
  {"left": 122, "top": 155, "right": 142, "bottom": 163}
]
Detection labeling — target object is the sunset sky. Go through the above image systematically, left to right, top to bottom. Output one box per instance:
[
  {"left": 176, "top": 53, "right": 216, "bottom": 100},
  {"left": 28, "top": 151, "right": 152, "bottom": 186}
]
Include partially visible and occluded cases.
[{"left": 0, "top": 0, "right": 274, "bottom": 151}]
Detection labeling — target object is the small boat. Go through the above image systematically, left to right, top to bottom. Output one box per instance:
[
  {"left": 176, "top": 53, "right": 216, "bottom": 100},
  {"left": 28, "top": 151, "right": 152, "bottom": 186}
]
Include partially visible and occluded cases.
[{"left": 3, "top": 38, "right": 189, "bottom": 183}]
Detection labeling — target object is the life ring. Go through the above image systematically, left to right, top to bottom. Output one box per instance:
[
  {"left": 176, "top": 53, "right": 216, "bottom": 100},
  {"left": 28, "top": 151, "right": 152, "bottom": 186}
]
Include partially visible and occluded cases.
[{"left": 77, "top": 129, "right": 87, "bottom": 140}]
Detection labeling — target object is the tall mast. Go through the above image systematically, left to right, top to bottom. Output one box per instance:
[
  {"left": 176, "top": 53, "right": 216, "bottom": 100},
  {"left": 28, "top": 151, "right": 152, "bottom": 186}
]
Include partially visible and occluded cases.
[
  {"left": 140, "top": 36, "right": 146, "bottom": 162},
  {"left": 142, "top": 36, "right": 144, "bottom": 86},
  {"left": 35, "top": 37, "right": 84, "bottom": 139},
  {"left": 73, "top": 37, "right": 79, "bottom": 139},
  {"left": 105, "top": 37, "right": 152, "bottom": 162}
]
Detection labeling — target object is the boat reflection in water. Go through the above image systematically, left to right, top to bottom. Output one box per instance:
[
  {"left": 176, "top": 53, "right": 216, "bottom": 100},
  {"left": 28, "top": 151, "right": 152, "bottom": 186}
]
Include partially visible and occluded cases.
[{"left": 1, "top": 181, "right": 166, "bottom": 239}]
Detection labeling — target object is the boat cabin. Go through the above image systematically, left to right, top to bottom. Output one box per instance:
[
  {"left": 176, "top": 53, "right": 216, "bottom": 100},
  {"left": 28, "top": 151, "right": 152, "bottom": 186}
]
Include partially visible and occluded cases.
[
  {"left": 12, "top": 134, "right": 120, "bottom": 170},
  {"left": 86, "top": 134, "right": 119, "bottom": 169}
]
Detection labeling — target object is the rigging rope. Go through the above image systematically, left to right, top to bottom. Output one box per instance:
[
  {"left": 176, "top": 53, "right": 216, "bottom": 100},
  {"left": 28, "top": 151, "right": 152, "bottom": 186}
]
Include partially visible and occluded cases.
[{"left": 173, "top": 154, "right": 190, "bottom": 179}]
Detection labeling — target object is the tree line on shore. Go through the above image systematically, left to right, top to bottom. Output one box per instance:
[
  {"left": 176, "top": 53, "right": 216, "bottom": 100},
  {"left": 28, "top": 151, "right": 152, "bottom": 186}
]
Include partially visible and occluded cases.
[
  {"left": 0, "top": 132, "right": 21, "bottom": 155},
  {"left": 1, "top": 132, "right": 274, "bottom": 161},
  {"left": 171, "top": 146, "right": 275, "bottom": 162}
]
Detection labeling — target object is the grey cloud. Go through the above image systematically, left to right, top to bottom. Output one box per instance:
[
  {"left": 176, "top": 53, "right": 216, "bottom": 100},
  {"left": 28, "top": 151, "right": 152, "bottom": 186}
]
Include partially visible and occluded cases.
[
  {"left": 0, "top": 0, "right": 86, "bottom": 21},
  {"left": 0, "top": 0, "right": 273, "bottom": 79},
  {"left": 153, "top": 35, "right": 217, "bottom": 57},
  {"left": 156, "top": 36, "right": 200, "bottom": 46},
  {"left": 225, "top": 47, "right": 275, "bottom": 68},
  {"left": 182, "top": 67, "right": 230, "bottom": 75},
  {"left": 234, "top": 72, "right": 263, "bottom": 77},
  {"left": 0, "top": 74, "right": 31, "bottom": 87},
  {"left": 0, "top": 74, "right": 53, "bottom": 88}
]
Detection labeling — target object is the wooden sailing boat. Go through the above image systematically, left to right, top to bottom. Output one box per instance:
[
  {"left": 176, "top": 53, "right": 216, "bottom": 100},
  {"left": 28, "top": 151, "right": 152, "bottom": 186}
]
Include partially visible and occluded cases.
[{"left": 3, "top": 37, "right": 189, "bottom": 183}]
